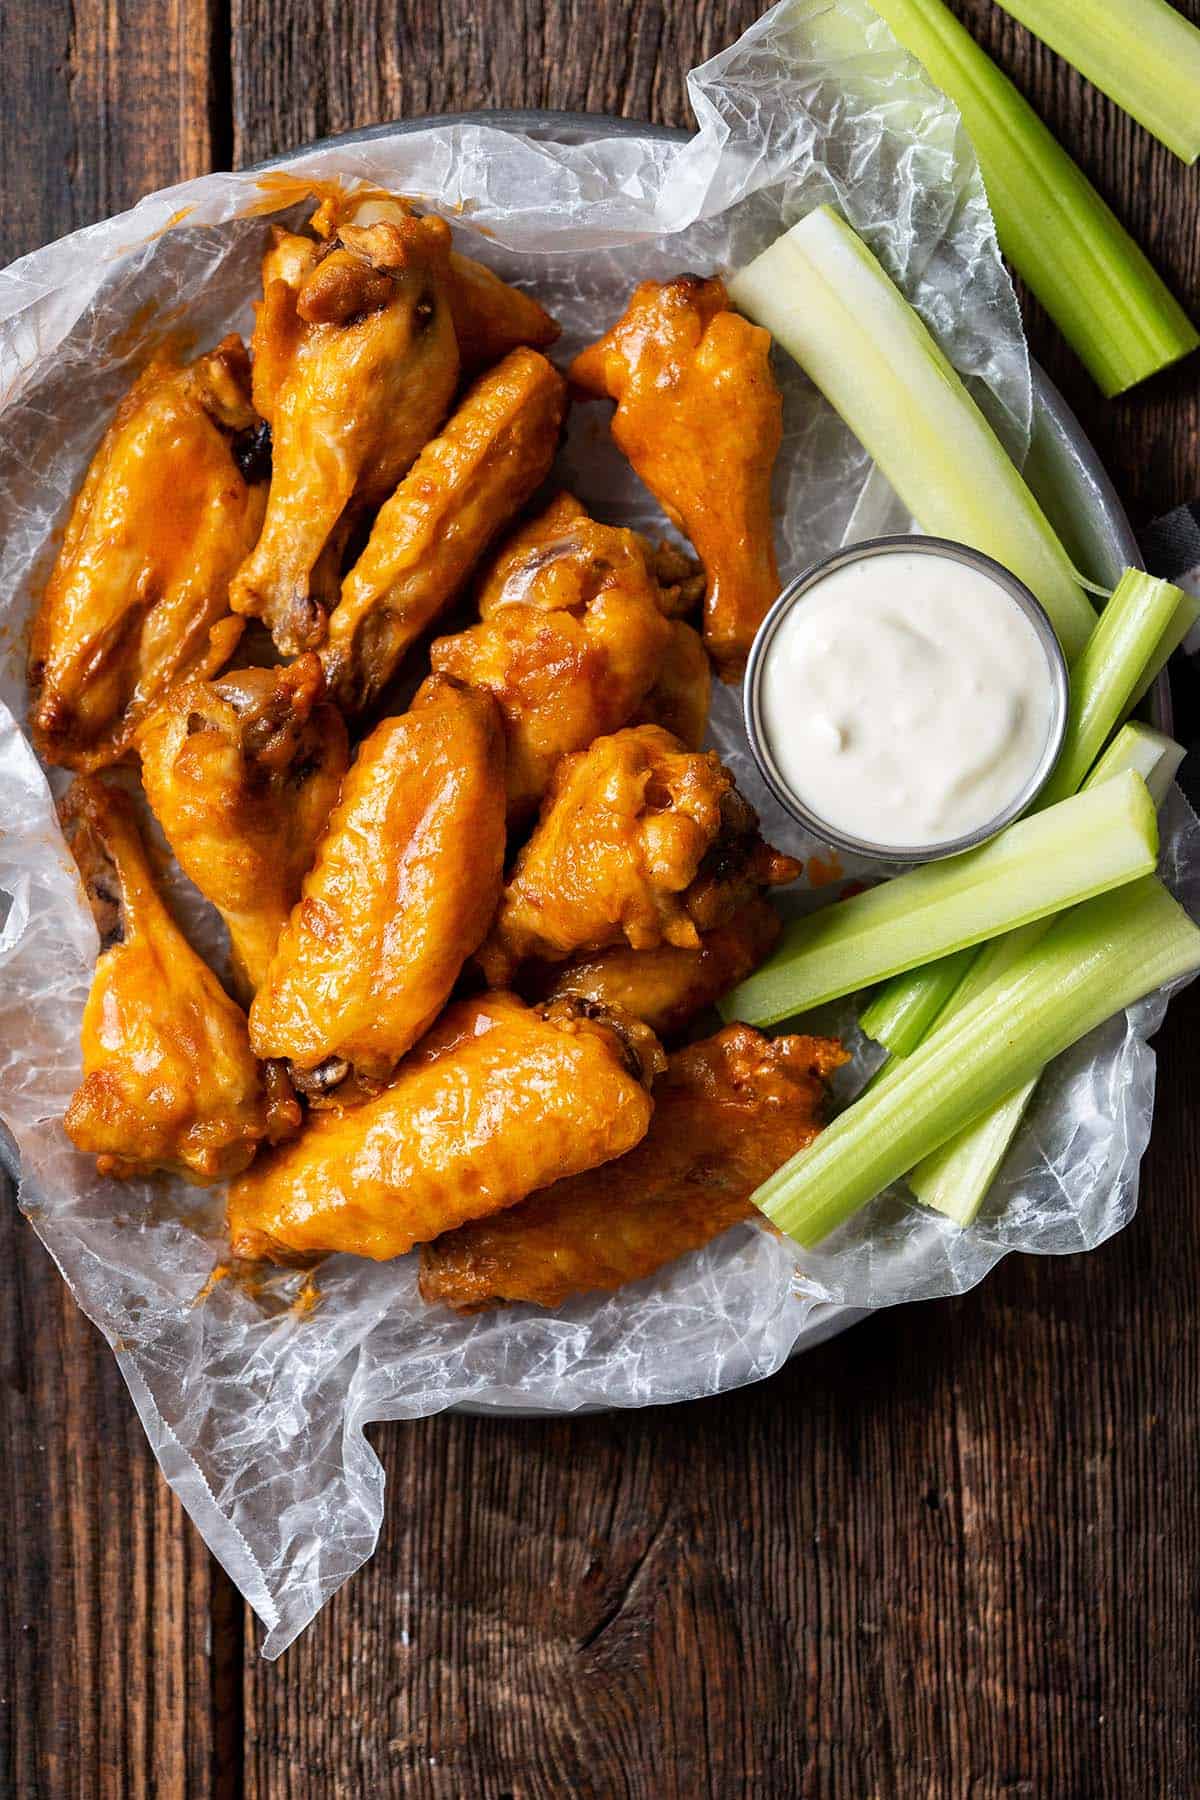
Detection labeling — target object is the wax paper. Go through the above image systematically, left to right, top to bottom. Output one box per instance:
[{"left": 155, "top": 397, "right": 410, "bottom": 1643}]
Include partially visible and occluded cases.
[{"left": 1, "top": 0, "right": 1195, "bottom": 1655}]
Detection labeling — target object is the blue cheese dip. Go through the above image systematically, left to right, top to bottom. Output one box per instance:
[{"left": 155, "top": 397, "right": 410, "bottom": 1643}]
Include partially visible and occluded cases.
[{"left": 755, "top": 547, "right": 1062, "bottom": 852}]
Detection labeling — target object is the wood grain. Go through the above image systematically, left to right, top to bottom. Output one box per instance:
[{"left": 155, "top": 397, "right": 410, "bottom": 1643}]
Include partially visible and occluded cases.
[
  {"left": 3, "top": 1, "right": 1200, "bottom": 1794},
  {"left": 0, "top": 5, "right": 237, "bottom": 1799}
]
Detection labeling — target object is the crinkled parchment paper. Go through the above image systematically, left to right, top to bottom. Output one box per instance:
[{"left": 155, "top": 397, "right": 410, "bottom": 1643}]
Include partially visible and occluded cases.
[{"left": 1, "top": 0, "right": 1197, "bottom": 1654}]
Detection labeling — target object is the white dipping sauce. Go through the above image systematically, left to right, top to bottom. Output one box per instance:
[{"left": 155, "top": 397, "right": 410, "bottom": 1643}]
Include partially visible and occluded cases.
[{"left": 759, "top": 551, "right": 1055, "bottom": 849}]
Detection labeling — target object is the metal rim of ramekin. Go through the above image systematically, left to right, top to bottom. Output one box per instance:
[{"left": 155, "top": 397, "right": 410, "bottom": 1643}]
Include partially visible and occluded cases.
[{"left": 742, "top": 534, "right": 1072, "bottom": 864}]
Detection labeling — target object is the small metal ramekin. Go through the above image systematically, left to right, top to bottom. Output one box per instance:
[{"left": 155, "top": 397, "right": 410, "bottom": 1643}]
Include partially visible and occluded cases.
[{"left": 743, "top": 535, "right": 1071, "bottom": 863}]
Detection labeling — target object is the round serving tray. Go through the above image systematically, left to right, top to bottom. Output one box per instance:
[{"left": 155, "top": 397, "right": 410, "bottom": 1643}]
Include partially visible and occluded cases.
[
  {"left": 278, "top": 109, "right": 1165, "bottom": 1412},
  {"left": 0, "top": 112, "right": 1168, "bottom": 1418}
]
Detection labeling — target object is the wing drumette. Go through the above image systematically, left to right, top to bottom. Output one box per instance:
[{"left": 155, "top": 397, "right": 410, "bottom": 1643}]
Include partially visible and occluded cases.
[
  {"left": 303, "top": 190, "right": 560, "bottom": 374},
  {"left": 231, "top": 209, "right": 460, "bottom": 655},
  {"left": 570, "top": 276, "right": 783, "bottom": 679},
  {"left": 28, "top": 336, "right": 267, "bottom": 772},
  {"left": 320, "top": 348, "right": 567, "bottom": 716},
  {"left": 425, "top": 493, "right": 679, "bottom": 820},
  {"left": 137, "top": 654, "right": 349, "bottom": 996},
  {"left": 249, "top": 676, "right": 506, "bottom": 1095},
  {"left": 479, "top": 723, "right": 799, "bottom": 984},
  {"left": 62, "top": 778, "right": 280, "bottom": 1183},
  {"left": 534, "top": 895, "right": 783, "bottom": 1039},
  {"left": 228, "top": 993, "right": 663, "bottom": 1263},
  {"left": 419, "top": 1025, "right": 846, "bottom": 1311}
]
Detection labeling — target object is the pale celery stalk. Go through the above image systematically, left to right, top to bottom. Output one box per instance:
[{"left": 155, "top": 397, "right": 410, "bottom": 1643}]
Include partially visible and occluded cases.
[
  {"left": 868, "top": 0, "right": 1199, "bottom": 395},
  {"left": 994, "top": 0, "right": 1200, "bottom": 164},
  {"left": 728, "top": 206, "right": 1096, "bottom": 661},
  {"left": 1038, "top": 569, "right": 1182, "bottom": 808},
  {"left": 1129, "top": 589, "right": 1200, "bottom": 711},
  {"left": 1086, "top": 722, "right": 1185, "bottom": 810},
  {"left": 911, "top": 724, "right": 1186, "bottom": 1223},
  {"left": 721, "top": 773, "right": 1157, "bottom": 1028},
  {"left": 754, "top": 876, "right": 1200, "bottom": 1248},
  {"left": 858, "top": 949, "right": 976, "bottom": 1058}
]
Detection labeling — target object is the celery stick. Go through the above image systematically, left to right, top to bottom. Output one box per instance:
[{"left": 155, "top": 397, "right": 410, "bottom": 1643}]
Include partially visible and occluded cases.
[
  {"left": 867, "top": 0, "right": 1200, "bottom": 396},
  {"left": 994, "top": 0, "right": 1200, "bottom": 164},
  {"left": 728, "top": 207, "right": 1097, "bottom": 661},
  {"left": 1038, "top": 569, "right": 1182, "bottom": 808},
  {"left": 1129, "top": 589, "right": 1200, "bottom": 712},
  {"left": 1086, "top": 722, "right": 1185, "bottom": 810},
  {"left": 911, "top": 723, "right": 1186, "bottom": 1224},
  {"left": 720, "top": 773, "right": 1157, "bottom": 1027},
  {"left": 754, "top": 876, "right": 1200, "bottom": 1248},
  {"left": 858, "top": 949, "right": 976, "bottom": 1058},
  {"left": 907, "top": 1080, "right": 1039, "bottom": 1225}
]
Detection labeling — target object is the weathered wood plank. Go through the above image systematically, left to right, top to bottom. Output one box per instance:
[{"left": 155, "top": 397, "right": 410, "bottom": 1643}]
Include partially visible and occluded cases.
[
  {"left": 4, "top": 0, "right": 1199, "bottom": 1793},
  {"left": 0, "top": 4, "right": 237, "bottom": 1797}
]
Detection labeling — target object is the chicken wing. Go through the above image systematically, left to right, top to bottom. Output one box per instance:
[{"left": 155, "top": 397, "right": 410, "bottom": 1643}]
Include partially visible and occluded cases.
[
  {"left": 304, "top": 190, "right": 560, "bottom": 374},
  {"left": 231, "top": 210, "right": 460, "bottom": 655},
  {"left": 446, "top": 251, "right": 561, "bottom": 373},
  {"left": 570, "top": 276, "right": 783, "bottom": 679},
  {"left": 28, "top": 337, "right": 267, "bottom": 772},
  {"left": 320, "top": 348, "right": 567, "bottom": 716},
  {"left": 426, "top": 495, "right": 677, "bottom": 820},
  {"left": 634, "top": 617, "right": 710, "bottom": 749},
  {"left": 137, "top": 654, "right": 349, "bottom": 997},
  {"left": 248, "top": 676, "right": 506, "bottom": 1092},
  {"left": 479, "top": 723, "right": 800, "bottom": 983},
  {"left": 61, "top": 777, "right": 278, "bottom": 1183},
  {"left": 535, "top": 894, "right": 783, "bottom": 1039},
  {"left": 228, "top": 992, "right": 663, "bottom": 1263},
  {"left": 419, "top": 1024, "right": 845, "bottom": 1310}
]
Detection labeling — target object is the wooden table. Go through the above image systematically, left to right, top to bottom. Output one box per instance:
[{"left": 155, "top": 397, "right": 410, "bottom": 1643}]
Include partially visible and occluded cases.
[{"left": 3, "top": 4, "right": 1199, "bottom": 1794}]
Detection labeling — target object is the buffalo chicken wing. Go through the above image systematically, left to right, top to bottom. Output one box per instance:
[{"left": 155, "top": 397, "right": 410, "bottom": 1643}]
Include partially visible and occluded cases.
[
  {"left": 303, "top": 190, "right": 560, "bottom": 374},
  {"left": 232, "top": 210, "right": 460, "bottom": 654},
  {"left": 570, "top": 276, "right": 782, "bottom": 678},
  {"left": 29, "top": 337, "right": 266, "bottom": 771},
  {"left": 320, "top": 348, "right": 567, "bottom": 716},
  {"left": 427, "top": 494, "right": 678, "bottom": 819},
  {"left": 137, "top": 654, "right": 349, "bottom": 996},
  {"left": 249, "top": 676, "right": 506, "bottom": 1092},
  {"left": 479, "top": 724, "right": 799, "bottom": 983},
  {"left": 62, "top": 778, "right": 276, "bottom": 1183},
  {"left": 536, "top": 894, "right": 783, "bottom": 1039},
  {"left": 228, "top": 993, "right": 662, "bottom": 1263},
  {"left": 419, "top": 1025, "right": 845, "bottom": 1310}
]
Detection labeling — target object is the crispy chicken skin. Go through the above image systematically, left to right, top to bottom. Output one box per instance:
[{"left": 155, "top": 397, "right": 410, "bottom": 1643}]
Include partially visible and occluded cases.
[
  {"left": 301, "top": 190, "right": 560, "bottom": 374},
  {"left": 232, "top": 210, "right": 460, "bottom": 655},
  {"left": 446, "top": 251, "right": 561, "bottom": 372},
  {"left": 570, "top": 275, "right": 783, "bottom": 679},
  {"left": 28, "top": 337, "right": 266, "bottom": 772},
  {"left": 320, "top": 348, "right": 567, "bottom": 716},
  {"left": 475, "top": 492, "right": 661, "bottom": 618},
  {"left": 427, "top": 494, "right": 678, "bottom": 819},
  {"left": 634, "top": 617, "right": 711, "bottom": 749},
  {"left": 137, "top": 654, "right": 349, "bottom": 997},
  {"left": 249, "top": 676, "right": 506, "bottom": 1090},
  {"left": 479, "top": 723, "right": 800, "bottom": 984},
  {"left": 61, "top": 778, "right": 275, "bottom": 1183},
  {"left": 536, "top": 895, "right": 783, "bottom": 1039},
  {"left": 228, "top": 993, "right": 663, "bottom": 1263},
  {"left": 419, "top": 1025, "right": 846, "bottom": 1311}
]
